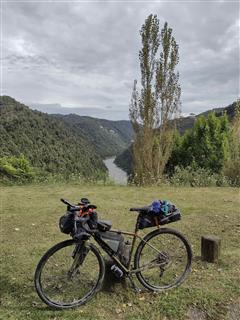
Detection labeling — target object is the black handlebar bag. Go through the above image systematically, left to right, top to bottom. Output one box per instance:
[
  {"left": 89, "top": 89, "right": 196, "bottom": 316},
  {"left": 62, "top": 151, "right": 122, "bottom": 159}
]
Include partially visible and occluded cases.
[{"left": 59, "top": 212, "right": 75, "bottom": 234}]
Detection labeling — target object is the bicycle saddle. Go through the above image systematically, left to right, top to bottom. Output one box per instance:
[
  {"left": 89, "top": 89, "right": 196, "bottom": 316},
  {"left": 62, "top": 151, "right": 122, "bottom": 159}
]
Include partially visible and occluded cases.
[
  {"left": 78, "top": 198, "right": 90, "bottom": 205},
  {"left": 129, "top": 206, "right": 150, "bottom": 213}
]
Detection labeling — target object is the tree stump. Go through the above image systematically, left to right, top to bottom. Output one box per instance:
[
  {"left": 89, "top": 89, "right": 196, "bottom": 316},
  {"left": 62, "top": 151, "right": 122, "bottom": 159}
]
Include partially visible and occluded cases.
[{"left": 201, "top": 235, "right": 221, "bottom": 263}]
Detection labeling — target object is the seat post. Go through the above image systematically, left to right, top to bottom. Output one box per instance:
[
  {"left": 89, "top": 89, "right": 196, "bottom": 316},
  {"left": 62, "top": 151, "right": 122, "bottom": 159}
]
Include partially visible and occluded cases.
[
  {"left": 126, "top": 214, "right": 141, "bottom": 270},
  {"left": 134, "top": 214, "right": 141, "bottom": 233}
]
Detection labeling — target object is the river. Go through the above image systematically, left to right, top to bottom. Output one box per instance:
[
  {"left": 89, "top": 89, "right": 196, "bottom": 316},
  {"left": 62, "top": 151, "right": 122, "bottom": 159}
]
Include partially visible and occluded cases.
[{"left": 103, "top": 157, "right": 128, "bottom": 185}]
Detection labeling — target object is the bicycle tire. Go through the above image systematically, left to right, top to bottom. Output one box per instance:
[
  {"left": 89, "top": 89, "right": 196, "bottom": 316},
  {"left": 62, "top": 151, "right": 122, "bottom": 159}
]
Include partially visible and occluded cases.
[
  {"left": 134, "top": 228, "right": 192, "bottom": 291},
  {"left": 34, "top": 239, "right": 105, "bottom": 309}
]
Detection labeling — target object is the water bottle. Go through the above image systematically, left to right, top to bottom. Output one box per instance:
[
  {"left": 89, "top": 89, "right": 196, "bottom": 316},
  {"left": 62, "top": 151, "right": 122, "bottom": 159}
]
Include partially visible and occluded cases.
[{"left": 110, "top": 264, "right": 123, "bottom": 278}]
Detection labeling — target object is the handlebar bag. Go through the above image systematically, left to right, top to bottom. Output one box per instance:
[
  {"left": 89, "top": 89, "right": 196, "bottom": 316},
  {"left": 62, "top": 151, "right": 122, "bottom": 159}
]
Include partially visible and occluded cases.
[{"left": 59, "top": 212, "right": 74, "bottom": 234}]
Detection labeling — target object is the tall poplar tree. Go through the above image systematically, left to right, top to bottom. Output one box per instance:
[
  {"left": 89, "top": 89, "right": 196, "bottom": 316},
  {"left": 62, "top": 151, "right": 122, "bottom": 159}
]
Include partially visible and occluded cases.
[{"left": 129, "top": 15, "right": 181, "bottom": 185}]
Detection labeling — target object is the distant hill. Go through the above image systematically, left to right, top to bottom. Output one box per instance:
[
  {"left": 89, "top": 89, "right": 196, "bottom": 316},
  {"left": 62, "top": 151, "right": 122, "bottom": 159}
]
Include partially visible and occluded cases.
[
  {"left": 0, "top": 96, "right": 107, "bottom": 178},
  {"left": 115, "top": 101, "right": 238, "bottom": 173},
  {"left": 176, "top": 101, "right": 236, "bottom": 134},
  {"left": 29, "top": 102, "right": 127, "bottom": 121},
  {"left": 53, "top": 114, "right": 133, "bottom": 158}
]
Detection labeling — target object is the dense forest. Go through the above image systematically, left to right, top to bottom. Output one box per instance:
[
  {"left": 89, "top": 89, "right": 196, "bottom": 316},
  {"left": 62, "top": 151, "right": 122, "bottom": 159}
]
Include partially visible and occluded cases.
[
  {"left": 0, "top": 96, "right": 107, "bottom": 181},
  {"left": 55, "top": 114, "right": 133, "bottom": 158}
]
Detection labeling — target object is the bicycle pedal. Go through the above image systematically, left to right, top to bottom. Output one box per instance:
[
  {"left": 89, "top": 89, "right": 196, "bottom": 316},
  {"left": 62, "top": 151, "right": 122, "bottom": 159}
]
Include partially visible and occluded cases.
[{"left": 134, "top": 287, "right": 142, "bottom": 293}]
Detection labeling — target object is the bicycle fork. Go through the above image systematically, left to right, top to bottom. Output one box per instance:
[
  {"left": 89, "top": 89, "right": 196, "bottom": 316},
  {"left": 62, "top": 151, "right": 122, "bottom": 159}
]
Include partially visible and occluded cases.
[{"left": 68, "top": 242, "right": 90, "bottom": 279}]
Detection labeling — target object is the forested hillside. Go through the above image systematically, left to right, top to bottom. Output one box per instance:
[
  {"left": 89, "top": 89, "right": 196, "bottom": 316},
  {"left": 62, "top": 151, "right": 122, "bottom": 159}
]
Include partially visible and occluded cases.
[
  {"left": 0, "top": 96, "right": 107, "bottom": 178},
  {"left": 1, "top": 96, "right": 237, "bottom": 184},
  {"left": 55, "top": 114, "right": 133, "bottom": 158}
]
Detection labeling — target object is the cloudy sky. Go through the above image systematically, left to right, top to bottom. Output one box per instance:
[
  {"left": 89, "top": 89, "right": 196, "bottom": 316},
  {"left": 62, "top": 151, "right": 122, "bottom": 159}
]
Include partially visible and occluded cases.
[{"left": 2, "top": 0, "right": 239, "bottom": 120}]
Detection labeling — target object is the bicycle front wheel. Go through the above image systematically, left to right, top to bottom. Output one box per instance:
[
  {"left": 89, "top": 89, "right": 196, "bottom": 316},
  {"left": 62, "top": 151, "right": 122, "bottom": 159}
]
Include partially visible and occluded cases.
[
  {"left": 134, "top": 228, "right": 192, "bottom": 291},
  {"left": 34, "top": 240, "right": 105, "bottom": 309}
]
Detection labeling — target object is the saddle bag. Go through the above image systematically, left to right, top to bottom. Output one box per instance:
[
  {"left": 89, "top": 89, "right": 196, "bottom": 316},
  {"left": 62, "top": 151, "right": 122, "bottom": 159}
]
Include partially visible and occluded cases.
[{"left": 138, "top": 210, "right": 181, "bottom": 229}]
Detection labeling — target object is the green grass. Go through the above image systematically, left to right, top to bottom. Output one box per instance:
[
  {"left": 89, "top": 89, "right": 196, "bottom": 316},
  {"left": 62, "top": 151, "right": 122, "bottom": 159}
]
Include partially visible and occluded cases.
[{"left": 0, "top": 184, "right": 240, "bottom": 320}]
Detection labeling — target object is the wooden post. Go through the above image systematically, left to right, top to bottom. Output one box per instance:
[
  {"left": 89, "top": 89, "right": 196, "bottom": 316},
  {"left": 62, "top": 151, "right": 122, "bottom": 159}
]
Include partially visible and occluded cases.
[{"left": 201, "top": 235, "right": 221, "bottom": 263}]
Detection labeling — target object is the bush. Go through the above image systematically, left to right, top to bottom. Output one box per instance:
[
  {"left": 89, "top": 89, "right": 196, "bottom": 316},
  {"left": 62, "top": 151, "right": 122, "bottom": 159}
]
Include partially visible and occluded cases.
[
  {"left": 167, "top": 112, "right": 231, "bottom": 175},
  {"left": 0, "top": 155, "right": 35, "bottom": 184},
  {"left": 223, "top": 161, "right": 240, "bottom": 187},
  {"left": 170, "top": 166, "right": 230, "bottom": 187},
  {"left": 33, "top": 171, "right": 111, "bottom": 185}
]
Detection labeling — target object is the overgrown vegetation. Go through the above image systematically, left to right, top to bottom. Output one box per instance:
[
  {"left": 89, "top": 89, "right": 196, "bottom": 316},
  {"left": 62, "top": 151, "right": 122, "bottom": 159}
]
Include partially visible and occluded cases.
[
  {"left": 129, "top": 15, "right": 181, "bottom": 185},
  {"left": 1, "top": 184, "right": 239, "bottom": 320}
]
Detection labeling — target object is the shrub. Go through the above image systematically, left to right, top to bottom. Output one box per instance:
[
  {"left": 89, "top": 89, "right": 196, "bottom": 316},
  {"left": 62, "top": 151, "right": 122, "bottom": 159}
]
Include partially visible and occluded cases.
[
  {"left": 167, "top": 112, "right": 231, "bottom": 174},
  {"left": 0, "top": 155, "right": 35, "bottom": 184},
  {"left": 223, "top": 161, "right": 240, "bottom": 187},
  {"left": 170, "top": 166, "right": 230, "bottom": 187}
]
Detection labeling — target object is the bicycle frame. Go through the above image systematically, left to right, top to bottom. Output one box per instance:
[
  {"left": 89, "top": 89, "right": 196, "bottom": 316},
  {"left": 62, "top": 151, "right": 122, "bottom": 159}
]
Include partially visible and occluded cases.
[{"left": 92, "top": 215, "right": 161, "bottom": 275}]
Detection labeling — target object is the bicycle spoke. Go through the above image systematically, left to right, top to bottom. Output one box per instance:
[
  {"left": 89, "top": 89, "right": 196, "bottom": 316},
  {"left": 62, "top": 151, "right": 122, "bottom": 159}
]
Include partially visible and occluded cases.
[
  {"left": 135, "top": 229, "right": 191, "bottom": 290},
  {"left": 36, "top": 241, "right": 104, "bottom": 307}
]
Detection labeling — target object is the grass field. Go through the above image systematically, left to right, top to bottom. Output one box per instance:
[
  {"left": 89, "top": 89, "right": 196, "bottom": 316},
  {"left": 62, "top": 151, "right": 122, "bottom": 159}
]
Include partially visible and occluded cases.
[{"left": 1, "top": 183, "right": 240, "bottom": 320}]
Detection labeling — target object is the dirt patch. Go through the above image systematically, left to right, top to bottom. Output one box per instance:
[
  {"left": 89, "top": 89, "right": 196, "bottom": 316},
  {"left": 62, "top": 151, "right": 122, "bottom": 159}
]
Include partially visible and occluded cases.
[
  {"left": 227, "top": 299, "right": 240, "bottom": 320},
  {"left": 187, "top": 307, "right": 207, "bottom": 320}
]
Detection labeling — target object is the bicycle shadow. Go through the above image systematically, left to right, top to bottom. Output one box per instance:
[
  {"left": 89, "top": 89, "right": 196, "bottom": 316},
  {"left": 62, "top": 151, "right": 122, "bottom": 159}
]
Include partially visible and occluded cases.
[
  {"left": 101, "top": 258, "right": 128, "bottom": 293},
  {"left": 0, "top": 274, "right": 31, "bottom": 298},
  {"left": 0, "top": 274, "right": 45, "bottom": 309}
]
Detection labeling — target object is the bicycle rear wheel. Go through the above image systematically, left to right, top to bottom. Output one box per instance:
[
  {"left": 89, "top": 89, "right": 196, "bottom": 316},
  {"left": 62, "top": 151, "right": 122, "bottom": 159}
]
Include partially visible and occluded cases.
[
  {"left": 134, "top": 228, "right": 192, "bottom": 291},
  {"left": 34, "top": 240, "right": 105, "bottom": 309}
]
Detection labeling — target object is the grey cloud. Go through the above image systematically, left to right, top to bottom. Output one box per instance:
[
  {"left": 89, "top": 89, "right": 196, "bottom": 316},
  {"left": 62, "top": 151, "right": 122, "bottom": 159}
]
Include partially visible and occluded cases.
[
  {"left": 2, "top": 1, "right": 239, "bottom": 120},
  {"left": 29, "top": 102, "right": 128, "bottom": 121}
]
